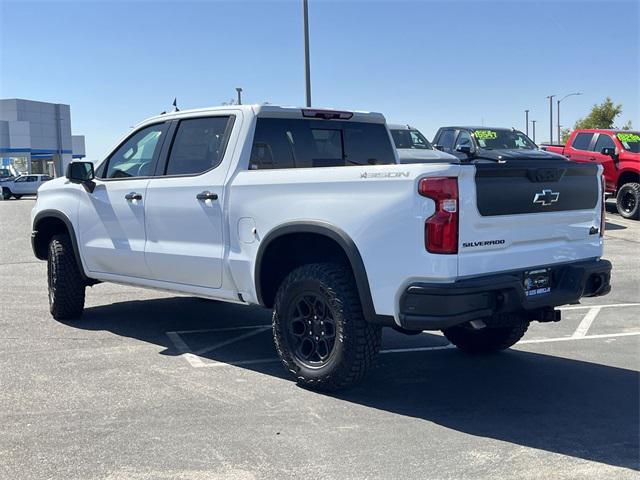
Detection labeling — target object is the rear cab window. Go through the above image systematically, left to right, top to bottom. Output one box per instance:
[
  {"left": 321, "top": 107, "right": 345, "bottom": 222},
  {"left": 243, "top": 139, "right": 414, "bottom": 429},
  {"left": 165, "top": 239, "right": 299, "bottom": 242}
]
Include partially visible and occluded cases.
[
  {"left": 249, "top": 118, "right": 396, "bottom": 170},
  {"left": 571, "top": 132, "right": 594, "bottom": 151}
]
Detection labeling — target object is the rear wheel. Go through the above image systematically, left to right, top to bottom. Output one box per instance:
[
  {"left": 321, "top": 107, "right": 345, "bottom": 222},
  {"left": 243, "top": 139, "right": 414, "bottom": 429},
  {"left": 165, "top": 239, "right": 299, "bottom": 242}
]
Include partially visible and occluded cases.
[
  {"left": 616, "top": 182, "right": 640, "bottom": 219},
  {"left": 2, "top": 188, "right": 11, "bottom": 200},
  {"left": 12, "top": 194, "right": 22, "bottom": 199},
  {"left": 48, "top": 234, "right": 86, "bottom": 320},
  {"left": 273, "top": 263, "right": 381, "bottom": 391},
  {"left": 442, "top": 315, "right": 529, "bottom": 353}
]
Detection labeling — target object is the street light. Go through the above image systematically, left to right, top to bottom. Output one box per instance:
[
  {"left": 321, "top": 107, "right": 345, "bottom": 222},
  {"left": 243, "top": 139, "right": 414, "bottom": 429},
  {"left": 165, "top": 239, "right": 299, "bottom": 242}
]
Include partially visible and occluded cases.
[
  {"left": 303, "top": 0, "right": 311, "bottom": 107},
  {"left": 236, "top": 87, "right": 243, "bottom": 105},
  {"left": 557, "top": 92, "right": 582, "bottom": 144},
  {"left": 546, "top": 95, "right": 556, "bottom": 144},
  {"left": 525, "top": 109, "right": 530, "bottom": 136},
  {"left": 531, "top": 120, "right": 537, "bottom": 143}
]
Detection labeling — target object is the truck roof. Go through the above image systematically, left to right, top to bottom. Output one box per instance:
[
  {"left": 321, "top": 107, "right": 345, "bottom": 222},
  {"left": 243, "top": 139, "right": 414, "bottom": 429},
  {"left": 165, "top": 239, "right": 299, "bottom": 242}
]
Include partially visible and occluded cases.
[
  {"left": 139, "top": 104, "right": 386, "bottom": 128},
  {"left": 387, "top": 124, "right": 416, "bottom": 130},
  {"left": 440, "top": 126, "right": 520, "bottom": 132}
]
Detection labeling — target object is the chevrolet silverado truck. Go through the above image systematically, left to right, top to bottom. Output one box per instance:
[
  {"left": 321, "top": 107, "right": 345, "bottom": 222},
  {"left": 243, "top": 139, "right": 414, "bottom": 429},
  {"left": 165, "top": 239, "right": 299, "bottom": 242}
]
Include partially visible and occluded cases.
[
  {"left": 31, "top": 105, "right": 611, "bottom": 390},
  {"left": 542, "top": 129, "right": 640, "bottom": 219}
]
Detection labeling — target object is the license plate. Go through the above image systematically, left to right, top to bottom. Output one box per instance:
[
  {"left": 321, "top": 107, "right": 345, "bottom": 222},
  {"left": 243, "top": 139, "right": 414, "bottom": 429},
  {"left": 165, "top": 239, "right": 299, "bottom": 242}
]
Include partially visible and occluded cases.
[{"left": 524, "top": 268, "right": 551, "bottom": 297}]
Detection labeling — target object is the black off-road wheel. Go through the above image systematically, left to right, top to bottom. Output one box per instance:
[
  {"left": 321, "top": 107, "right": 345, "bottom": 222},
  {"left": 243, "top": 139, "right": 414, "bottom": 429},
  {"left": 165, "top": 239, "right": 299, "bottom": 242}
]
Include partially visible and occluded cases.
[
  {"left": 616, "top": 182, "right": 640, "bottom": 220},
  {"left": 48, "top": 234, "right": 86, "bottom": 320},
  {"left": 273, "top": 263, "right": 382, "bottom": 391},
  {"left": 442, "top": 316, "right": 529, "bottom": 354}
]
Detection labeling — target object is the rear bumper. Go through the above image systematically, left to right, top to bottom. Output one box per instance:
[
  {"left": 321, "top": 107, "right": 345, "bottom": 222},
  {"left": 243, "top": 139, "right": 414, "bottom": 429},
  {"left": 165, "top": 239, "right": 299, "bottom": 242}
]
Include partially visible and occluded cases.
[{"left": 398, "top": 258, "right": 612, "bottom": 331}]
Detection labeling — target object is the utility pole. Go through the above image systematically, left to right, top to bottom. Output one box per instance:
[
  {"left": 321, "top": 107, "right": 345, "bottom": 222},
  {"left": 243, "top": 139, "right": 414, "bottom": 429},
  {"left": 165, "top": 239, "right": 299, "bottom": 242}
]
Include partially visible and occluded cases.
[
  {"left": 303, "top": 0, "right": 311, "bottom": 107},
  {"left": 236, "top": 87, "right": 243, "bottom": 105},
  {"left": 557, "top": 92, "right": 582, "bottom": 144},
  {"left": 546, "top": 95, "right": 556, "bottom": 144},
  {"left": 525, "top": 109, "right": 530, "bottom": 136},
  {"left": 531, "top": 120, "right": 537, "bottom": 143}
]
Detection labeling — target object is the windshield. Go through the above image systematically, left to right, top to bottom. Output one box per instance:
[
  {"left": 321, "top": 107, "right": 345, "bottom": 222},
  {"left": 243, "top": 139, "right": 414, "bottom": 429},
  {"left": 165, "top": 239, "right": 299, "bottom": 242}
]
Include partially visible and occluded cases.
[
  {"left": 391, "top": 129, "right": 433, "bottom": 150},
  {"left": 473, "top": 129, "right": 537, "bottom": 150},
  {"left": 617, "top": 132, "right": 640, "bottom": 153}
]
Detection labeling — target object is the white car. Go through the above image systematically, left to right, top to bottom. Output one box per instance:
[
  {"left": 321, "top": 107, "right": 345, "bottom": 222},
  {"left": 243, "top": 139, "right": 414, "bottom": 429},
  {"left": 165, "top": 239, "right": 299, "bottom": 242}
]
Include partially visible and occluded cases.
[
  {"left": 31, "top": 105, "right": 611, "bottom": 390},
  {"left": 388, "top": 124, "right": 459, "bottom": 163},
  {"left": 2, "top": 174, "right": 52, "bottom": 200}
]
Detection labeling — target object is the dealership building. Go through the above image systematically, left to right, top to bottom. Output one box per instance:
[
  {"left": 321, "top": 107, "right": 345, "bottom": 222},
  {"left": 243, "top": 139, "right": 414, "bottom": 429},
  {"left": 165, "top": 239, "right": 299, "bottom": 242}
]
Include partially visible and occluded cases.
[{"left": 0, "top": 99, "right": 86, "bottom": 177}]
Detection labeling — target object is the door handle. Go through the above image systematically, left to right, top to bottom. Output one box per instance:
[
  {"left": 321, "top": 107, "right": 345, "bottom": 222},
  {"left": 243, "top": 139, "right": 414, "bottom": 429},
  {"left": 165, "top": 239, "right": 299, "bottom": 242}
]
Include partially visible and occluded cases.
[
  {"left": 589, "top": 157, "right": 596, "bottom": 161},
  {"left": 196, "top": 191, "right": 218, "bottom": 201},
  {"left": 125, "top": 192, "right": 142, "bottom": 201}
]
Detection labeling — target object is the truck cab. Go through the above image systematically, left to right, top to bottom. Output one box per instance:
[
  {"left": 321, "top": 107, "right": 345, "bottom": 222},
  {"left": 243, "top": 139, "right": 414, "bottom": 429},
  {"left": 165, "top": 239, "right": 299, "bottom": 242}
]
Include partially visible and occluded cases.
[{"left": 543, "top": 129, "right": 640, "bottom": 219}]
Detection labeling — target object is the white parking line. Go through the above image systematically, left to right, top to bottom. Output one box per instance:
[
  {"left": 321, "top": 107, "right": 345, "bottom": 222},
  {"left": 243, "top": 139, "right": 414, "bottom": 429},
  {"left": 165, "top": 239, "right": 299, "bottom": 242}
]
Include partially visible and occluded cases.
[
  {"left": 165, "top": 303, "right": 640, "bottom": 369},
  {"left": 559, "top": 303, "right": 640, "bottom": 311},
  {"left": 572, "top": 307, "right": 601, "bottom": 338},
  {"left": 192, "top": 326, "right": 271, "bottom": 356},
  {"left": 166, "top": 331, "right": 207, "bottom": 368}
]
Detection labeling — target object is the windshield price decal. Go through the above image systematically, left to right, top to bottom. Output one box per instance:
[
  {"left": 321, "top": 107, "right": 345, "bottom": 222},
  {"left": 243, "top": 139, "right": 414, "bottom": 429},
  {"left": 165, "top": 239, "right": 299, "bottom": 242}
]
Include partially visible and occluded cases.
[
  {"left": 474, "top": 130, "right": 497, "bottom": 140},
  {"left": 617, "top": 133, "right": 640, "bottom": 143}
]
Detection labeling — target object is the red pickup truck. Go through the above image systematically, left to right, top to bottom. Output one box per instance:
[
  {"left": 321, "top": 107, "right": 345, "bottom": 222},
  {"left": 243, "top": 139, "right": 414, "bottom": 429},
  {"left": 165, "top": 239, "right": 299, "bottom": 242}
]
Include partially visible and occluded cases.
[{"left": 543, "top": 129, "right": 640, "bottom": 219}]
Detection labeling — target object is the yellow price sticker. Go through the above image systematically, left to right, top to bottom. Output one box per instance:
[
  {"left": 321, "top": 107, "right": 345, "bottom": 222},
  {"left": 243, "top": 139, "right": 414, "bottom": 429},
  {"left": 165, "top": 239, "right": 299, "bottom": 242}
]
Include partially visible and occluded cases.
[
  {"left": 474, "top": 130, "right": 497, "bottom": 140},
  {"left": 617, "top": 133, "right": 640, "bottom": 143}
]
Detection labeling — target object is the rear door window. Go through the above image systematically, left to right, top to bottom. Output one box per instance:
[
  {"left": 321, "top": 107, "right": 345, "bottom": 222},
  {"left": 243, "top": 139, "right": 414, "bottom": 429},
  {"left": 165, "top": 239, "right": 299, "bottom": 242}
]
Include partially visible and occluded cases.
[
  {"left": 164, "top": 116, "right": 232, "bottom": 176},
  {"left": 249, "top": 118, "right": 395, "bottom": 169},
  {"left": 437, "top": 129, "right": 455, "bottom": 151},
  {"left": 571, "top": 132, "right": 594, "bottom": 151}
]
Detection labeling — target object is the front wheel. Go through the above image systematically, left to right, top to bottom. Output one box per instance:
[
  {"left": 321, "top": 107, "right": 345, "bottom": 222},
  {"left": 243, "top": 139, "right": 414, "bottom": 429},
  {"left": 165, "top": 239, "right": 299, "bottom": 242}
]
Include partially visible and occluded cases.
[
  {"left": 616, "top": 182, "right": 640, "bottom": 220},
  {"left": 2, "top": 188, "right": 11, "bottom": 200},
  {"left": 12, "top": 194, "right": 22, "bottom": 199},
  {"left": 48, "top": 234, "right": 86, "bottom": 320},
  {"left": 273, "top": 263, "right": 381, "bottom": 391},
  {"left": 442, "top": 316, "right": 529, "bottom": 353}
]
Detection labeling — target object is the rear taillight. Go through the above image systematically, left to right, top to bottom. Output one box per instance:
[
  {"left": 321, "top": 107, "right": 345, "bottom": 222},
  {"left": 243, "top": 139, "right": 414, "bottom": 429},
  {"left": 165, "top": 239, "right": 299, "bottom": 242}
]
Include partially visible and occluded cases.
[
  {"left": 600, "top": 174, "right": 605, "bottom": 237},
  {"left": 419, "top": 177, "right": 459, "bottom": 254}
]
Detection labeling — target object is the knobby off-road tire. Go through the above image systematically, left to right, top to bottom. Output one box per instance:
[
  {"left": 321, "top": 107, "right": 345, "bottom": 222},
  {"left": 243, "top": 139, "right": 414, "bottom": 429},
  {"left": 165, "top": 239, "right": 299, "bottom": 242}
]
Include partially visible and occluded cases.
[
  {"left": 616, "top": 182, "right": 640, "bottom": 220},
  {"left": 48, "top": 234, "right": 86, "bottom": 320},
  {"left": 273, "top": 263, "right": 382, "bottom": 391},
  {"left": 442, "top": 316, "right": 529, "bottom": 354}
]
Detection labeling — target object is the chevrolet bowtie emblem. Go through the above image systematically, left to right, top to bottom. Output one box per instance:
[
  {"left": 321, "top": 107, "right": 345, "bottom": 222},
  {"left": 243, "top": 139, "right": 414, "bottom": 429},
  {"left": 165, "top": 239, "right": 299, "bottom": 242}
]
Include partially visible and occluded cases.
[{"left": 533, "top": 189, "right": 560, "bottom": 206}]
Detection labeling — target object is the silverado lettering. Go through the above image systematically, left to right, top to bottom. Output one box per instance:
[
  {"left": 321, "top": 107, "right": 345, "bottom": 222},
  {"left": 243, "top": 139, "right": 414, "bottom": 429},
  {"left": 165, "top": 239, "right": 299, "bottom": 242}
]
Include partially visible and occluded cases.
[{"left": 462, "top": 239, "right": 506, "bottom": 248}]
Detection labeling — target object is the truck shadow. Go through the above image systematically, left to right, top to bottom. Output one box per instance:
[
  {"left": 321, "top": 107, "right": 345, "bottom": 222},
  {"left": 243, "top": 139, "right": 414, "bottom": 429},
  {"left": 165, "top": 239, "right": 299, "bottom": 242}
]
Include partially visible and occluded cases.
[{"left": 72, "top": 296, "right": 638, "bottom": 471}]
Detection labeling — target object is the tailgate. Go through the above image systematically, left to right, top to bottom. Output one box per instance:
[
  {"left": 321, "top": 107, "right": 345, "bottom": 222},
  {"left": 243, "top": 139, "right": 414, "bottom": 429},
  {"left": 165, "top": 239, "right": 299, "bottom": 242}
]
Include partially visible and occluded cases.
[{"left": 457, "top": 160, "right": 603, "bottom": 277}]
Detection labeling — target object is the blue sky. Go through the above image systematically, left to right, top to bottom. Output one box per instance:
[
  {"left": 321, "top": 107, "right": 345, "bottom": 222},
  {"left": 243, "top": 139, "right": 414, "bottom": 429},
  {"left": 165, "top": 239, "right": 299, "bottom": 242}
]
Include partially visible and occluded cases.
[{"left": 1, "top": 0, "right": 638, "bottom": 160}]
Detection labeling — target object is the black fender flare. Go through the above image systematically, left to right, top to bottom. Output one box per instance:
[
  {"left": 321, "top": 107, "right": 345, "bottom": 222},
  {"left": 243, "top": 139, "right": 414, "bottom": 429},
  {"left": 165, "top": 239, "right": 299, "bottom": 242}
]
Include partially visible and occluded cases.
[
  {"left": 32, "top": 209, "right": 92, "bottom": 283},
  {"left": 254, "top": 221, "right": 395, "bottom": 326}
]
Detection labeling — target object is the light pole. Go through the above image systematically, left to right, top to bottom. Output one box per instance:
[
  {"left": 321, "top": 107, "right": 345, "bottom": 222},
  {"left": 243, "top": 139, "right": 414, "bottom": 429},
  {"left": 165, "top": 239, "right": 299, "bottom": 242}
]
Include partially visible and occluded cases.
[
  {"left": 303, "top": 0, "right": 312, "bottom": 107},
  {"left": 236, "top": 87, "right": 243, "bottom": 105},
  {"left": 557, "top": 92, "right": 582, "bottom": 144},
  {"left": 546, "top": 95, "right": 556, "bottom": 144},
  {"left": 525, "top": 109, "right": 530, "bottom": 136},
  {"left": 531, "top": 120, "right": 537, "bottom": 143}
]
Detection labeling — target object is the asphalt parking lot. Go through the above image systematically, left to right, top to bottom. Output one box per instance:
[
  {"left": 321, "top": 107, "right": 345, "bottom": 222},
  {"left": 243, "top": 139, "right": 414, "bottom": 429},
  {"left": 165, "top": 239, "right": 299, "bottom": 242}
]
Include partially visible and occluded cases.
[{"left": 1, "top": 198, "right": 638, "bottom": 480}]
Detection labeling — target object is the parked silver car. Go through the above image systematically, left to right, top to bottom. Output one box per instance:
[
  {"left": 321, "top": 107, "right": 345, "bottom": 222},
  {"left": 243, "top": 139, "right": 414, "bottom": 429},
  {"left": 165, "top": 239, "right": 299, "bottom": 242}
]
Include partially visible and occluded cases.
[{"left": 388, "top": 124, "right": 459, "bottom": 164}]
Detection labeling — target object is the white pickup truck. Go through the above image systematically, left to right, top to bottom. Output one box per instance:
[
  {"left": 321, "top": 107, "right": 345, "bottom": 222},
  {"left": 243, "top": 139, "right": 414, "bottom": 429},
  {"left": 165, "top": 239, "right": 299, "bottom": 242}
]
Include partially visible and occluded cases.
[{"left": 31, "top": 105, "right": 611, "bottom": 390}]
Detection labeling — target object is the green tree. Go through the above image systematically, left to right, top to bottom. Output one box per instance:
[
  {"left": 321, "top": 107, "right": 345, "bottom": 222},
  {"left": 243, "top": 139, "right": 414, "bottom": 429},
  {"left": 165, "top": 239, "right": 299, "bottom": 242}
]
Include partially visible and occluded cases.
[{"left": 573, "top": 97, "right": 633, "bottom": 130}]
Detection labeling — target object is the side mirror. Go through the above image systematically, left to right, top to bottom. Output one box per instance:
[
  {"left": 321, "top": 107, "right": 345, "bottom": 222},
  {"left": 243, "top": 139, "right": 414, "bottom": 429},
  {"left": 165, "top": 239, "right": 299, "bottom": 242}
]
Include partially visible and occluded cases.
[
  {"left": 433, "top": 144, "right": 444, "bottom": 151},
  {"left": 456, "top": 145, "right": 473, "bottom": 155},
  {"left": 601, "top": 147, "right": 616, "bottom": 157},
  {"left": 66, "top": 161, "right": 95, "bottom": 192}
]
